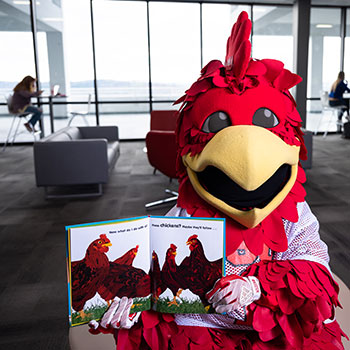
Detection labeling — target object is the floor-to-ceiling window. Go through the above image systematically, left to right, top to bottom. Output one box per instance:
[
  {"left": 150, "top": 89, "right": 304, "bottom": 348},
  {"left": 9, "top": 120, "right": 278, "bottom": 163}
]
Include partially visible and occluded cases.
[
  {"left": 0, "top": 0, "right": 36, "bottom": 143},
  {"left": 35, "top": 0, "right": 96, "bottom": 134},
  {"left": 35, "top": 0, "right": 68, "bottom": 134},
  {"left": 60, "top": 0, "right": 96, "bottom": 127},
  {"left": 92, "top": 0, "right": 149, "bottom": 139},
  {"left": 1, "top": 1, "right": 350, "bottom": 143},
  {"left": 149, "top": 1, "right": 201, "bottom": 112},
  {"left": 202, "top": 4, "right": 250, "bottom": 65},
  {"left": 252, "top": 5, "right": 293, "bottom": 71},
  {"left": 306, "top": 7, "right": 342, "bottom": 132},
  {"left": 344, "top": 8, "right": 350, "bottom": 80}
]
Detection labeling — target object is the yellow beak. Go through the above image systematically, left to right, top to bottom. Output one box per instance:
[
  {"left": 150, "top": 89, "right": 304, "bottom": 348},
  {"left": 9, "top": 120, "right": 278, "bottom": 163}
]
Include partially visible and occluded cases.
[{"left": 183, "top": 125, "right": 300, "bottom": 228}]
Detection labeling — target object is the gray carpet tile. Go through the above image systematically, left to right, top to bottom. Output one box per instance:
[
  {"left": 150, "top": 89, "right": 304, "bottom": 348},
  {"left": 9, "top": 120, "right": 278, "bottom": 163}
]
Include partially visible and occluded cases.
[{"left": 0, "top": 135, "right": 349, "bottom": 349}]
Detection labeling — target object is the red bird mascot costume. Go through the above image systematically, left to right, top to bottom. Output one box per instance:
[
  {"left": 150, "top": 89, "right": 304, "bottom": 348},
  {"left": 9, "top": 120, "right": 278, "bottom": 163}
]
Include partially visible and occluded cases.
[{"left": 90, "top": 11, "right": 347, "bottom": 349}]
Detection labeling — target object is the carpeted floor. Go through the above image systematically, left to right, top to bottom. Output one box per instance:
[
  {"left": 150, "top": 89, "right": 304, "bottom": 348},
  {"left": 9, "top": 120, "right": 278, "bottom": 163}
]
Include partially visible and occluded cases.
[{"left": 0, "top": 135, "right": 349, "bottom": 349}]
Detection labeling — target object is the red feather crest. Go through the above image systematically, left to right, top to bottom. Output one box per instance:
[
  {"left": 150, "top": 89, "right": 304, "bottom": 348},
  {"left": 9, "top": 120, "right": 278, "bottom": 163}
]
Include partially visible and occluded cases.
[
  {"left": 175, "top": 11, "right": 301, "bottom": 110},
  {"left": 225, "top": 11, "right": 252, "bottom": 79},
  {"left": 99, "top": 234, "right": 107, "bottom": 240},
  {"left": 170, "top": 244, "right": 177, "bottom": 250}
]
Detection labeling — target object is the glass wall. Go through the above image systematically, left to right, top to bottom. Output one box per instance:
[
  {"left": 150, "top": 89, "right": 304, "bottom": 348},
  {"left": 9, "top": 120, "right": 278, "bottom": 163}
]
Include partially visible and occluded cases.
[
  {"left": 0, "top": 0, "right": 36, "bottom": 142},
  {"left": 34, "top": 0, "right": 96, "bottom": 132},
  {"left": 35, "top": 0, "right": 67, "bottom": 133},
  {"left": 61, "top": 0, "right": 95, "bottom": 127},
  {"left": 92, "top": 0, "right": 149, "bottom": 138},
  {"left": 1, "top": 1, "right": 350, "bottom": 142},
  {"left": 93, "top": 1, "right": 149, "bottom": 104},
  {"left": 149, "top": 2, "right": 201, "bottom": 102},
  {"left": 202, "top": 4, "right": 250, "bottom": 65},
  {"left": 252, "top": 6, "right": 293, "bottom": 71},
  {"left": 306, "top": 8, "right": 342, "bottom": 132},
  {"left": 308, "top": 8, "right": 341, "bottom": 99},
  {"left": 344, "top": 9, "right": 350, "bottom": 81}
]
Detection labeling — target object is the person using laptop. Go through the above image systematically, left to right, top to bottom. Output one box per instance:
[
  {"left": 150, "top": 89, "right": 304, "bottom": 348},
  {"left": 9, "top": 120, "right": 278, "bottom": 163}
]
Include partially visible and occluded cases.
[{"left": 10, "top": 75, "right": 43, "bottom": 132}]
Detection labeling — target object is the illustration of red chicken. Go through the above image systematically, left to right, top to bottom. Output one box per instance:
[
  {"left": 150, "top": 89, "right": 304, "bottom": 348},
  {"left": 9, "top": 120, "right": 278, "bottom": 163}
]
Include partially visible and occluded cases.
[
  {"left": 71, "top": 234, "right": 111, "bottom": 318},
  {"left": 180, "top": 235, "right": 222, "bottom": 305},
  {"left": 161, "top": 244, "right": 187, "bottom": 306},
  {"left": 113, "top": 245, "right": 139, "bottom": 265},
  {"left": 150, "top": 250, "right": 165, "bottom": 301},
  {"left": 97, "top": 263, "right": 151, "bottom": 303}
]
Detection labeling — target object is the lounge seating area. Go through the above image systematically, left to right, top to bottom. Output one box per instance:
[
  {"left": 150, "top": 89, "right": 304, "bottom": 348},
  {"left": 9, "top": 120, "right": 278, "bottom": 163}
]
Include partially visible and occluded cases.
[{"left": 0, "top": 135, "right": 349, "bottom": 349}]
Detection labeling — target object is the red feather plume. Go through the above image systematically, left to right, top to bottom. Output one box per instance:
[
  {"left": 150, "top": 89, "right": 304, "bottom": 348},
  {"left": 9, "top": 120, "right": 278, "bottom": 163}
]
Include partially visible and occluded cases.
[{"left": 225, "top": 11, "right": 252, "bottom": 80}]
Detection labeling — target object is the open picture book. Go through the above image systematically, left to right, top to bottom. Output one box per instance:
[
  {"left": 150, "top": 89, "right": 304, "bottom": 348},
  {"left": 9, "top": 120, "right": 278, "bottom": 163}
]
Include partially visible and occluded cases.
[{"left": 66, "top": 215, "right": 225, "bottom": 326}]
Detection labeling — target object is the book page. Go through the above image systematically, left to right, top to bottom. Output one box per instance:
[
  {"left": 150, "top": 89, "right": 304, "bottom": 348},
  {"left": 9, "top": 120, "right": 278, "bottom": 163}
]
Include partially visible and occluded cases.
[
  {"left": 66, "top": 216, "right": 151, "bottom": 326},
  {"left": 149, "top": 216, "right": 225, "bottom": 314}
]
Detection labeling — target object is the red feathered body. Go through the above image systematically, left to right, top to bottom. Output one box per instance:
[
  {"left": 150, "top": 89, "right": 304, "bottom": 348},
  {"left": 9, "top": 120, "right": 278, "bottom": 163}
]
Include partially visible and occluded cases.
[
  {"left": 95, "top": 11, "right": 347, "bottom": 349},
  {"left": 71, "top": 234, "right": 111, "bottom": 312},
  {"left": 179, "top": 235, "right": 222, "bottom": 304},
  {"left": 161, "top": 244, "right": 187, "bottom": 298},
  {"left": 98, "top": 245, "right": 142, "bottom": 303},
  {"left": 113, "top": 245, "right": 139, "bottom": 265},
  {"left": 150, "top": 251, "right": 166, "bottom": 300},
  {"left": 98, "top": 263, "right": 150, "bottom": 301}
]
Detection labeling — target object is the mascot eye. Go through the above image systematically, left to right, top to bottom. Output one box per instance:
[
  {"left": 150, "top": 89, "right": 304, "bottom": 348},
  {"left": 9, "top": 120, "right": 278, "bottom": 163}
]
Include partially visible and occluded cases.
[
  {"left": 252, "top": 108, "right": 279, "bottom": 128},
  {"left": 202, "top": 111, "right": 231, "bottom": 133},
  {"left": 98, "top": 240, "right": 102, "bottom": 244}
]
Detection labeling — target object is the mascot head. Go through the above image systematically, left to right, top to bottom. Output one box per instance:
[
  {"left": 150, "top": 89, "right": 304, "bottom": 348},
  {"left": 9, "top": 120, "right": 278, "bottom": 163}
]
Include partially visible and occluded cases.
[{"left": 175, "top": 11, "right": 307, "bottom": 255}]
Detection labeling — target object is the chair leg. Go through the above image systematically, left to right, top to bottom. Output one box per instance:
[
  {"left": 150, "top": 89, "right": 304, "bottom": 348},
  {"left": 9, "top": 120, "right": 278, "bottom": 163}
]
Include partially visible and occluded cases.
[
  {"left": 323, "top": 109, "right": 335, "bottom": 138},
  {"left": 314, "top": 112, "right": 324, "bottom": 135},
  {"left": 68, "top": 114, "right": 89, "bottom": 126},
  {"left": 336, "top": 114, "right": 343, "bottom": 133},
  {"left": 67, "top": 115, "right": 75, "bottom": 126},
  {"left": 2, "top": 116, "right": 17, "bottom": 152},
  {"left": 10, "top": 116, "right": 22, "bottom": 145},
  {"left": 145, "top": 189, "right": 179, "bottom": 208},
  {"left": 165, "top": 189, "right": 178, "bottom": 197}
]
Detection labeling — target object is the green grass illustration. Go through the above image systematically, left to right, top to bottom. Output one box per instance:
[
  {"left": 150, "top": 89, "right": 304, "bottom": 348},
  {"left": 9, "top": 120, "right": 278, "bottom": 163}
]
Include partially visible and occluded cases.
[
  {"left": 71, "top": 296, "right": 213, "bottom": 326},
  {"left": 154, "top": 296, "right": 214, "bottom": 314},
  {"left": 71, "top": 297, "right": 151, "bottom": 326},
  {"left": 130, "top": 297, "right": 151, "bottom": 313},
  {"left": 71, "top": 304, "right": 108, "bottom": 325}
]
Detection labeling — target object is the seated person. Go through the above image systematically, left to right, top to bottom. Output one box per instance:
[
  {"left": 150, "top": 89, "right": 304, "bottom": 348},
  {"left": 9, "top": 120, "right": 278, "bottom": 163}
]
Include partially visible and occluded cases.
[
  {"left": 329, "top": 71, "right": 350, "bottom": 131},
  {"left": 10, "top": 76, "right": 43, "bottom": 132}
]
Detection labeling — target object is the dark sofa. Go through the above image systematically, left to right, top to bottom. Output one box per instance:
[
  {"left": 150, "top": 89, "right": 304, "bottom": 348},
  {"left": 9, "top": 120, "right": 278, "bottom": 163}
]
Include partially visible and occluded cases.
[{"left": 33, "top": 126, "right": 120, "bottom": 197}]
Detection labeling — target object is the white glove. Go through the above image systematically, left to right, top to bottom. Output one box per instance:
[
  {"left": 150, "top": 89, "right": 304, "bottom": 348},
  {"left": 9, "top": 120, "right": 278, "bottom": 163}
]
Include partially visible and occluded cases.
[
  {"left": 206, "top": 275, "right": 261, "bottom": 314},
  {"left": 89, "top": 296, "right": 141, "bottom": 330}
]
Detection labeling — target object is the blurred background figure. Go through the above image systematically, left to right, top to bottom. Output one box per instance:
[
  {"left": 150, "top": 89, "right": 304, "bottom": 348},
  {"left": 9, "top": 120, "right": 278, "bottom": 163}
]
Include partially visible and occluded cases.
[
  {"left": 329, "top": 71, "right": 350, "bottom": 132},
  {"left": 10, "top": 76, "right": 43, "bottom": 132}
]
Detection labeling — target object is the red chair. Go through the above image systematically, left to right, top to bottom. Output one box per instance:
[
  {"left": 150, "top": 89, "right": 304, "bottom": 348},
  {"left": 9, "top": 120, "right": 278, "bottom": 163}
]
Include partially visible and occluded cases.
[
  {"left": 145, "top": 110, "right": 178, "bottom": 208},
  {"left": 150, "top": 110, "right": 177, "bottom": 131}
]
